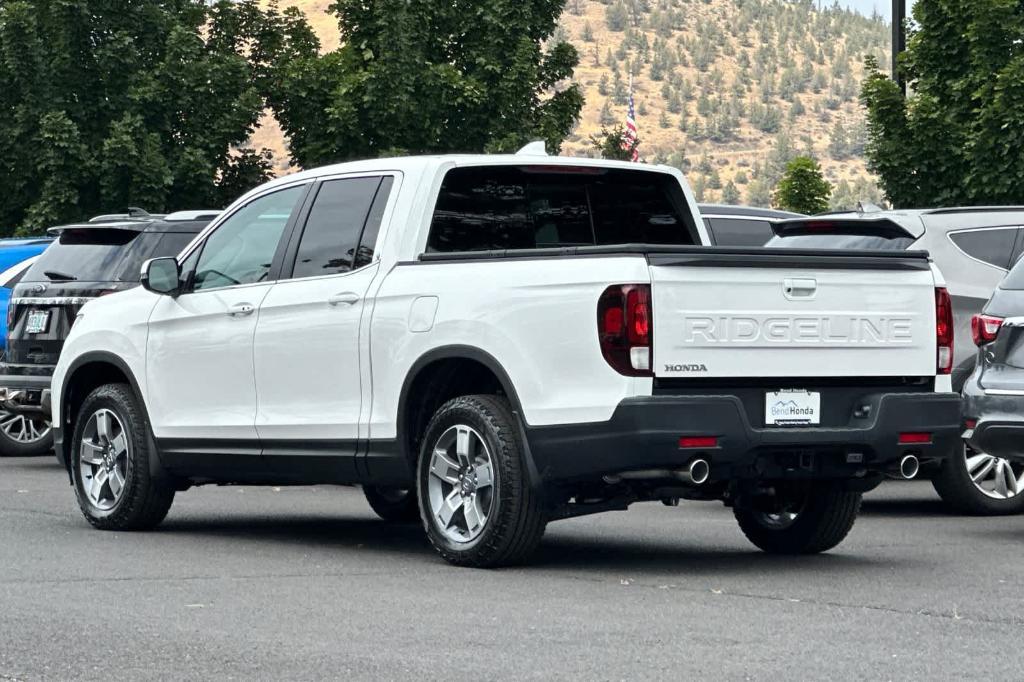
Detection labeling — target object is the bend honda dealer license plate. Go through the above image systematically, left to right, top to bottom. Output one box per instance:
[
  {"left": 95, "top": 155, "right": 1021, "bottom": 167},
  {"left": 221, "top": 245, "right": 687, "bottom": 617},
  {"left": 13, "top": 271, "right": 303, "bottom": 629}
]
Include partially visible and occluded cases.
[
  {"left": 25, "top": 310, "right": 50, "bottom": 334},
  {"left": 765, "top": 390, "right": 820, "bottom": 426}
]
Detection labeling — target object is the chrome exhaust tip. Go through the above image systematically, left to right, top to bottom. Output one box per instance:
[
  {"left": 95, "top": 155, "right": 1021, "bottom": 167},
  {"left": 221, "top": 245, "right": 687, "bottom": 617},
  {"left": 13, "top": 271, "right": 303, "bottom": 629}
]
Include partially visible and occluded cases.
[
  {"left": 899, "top": 454, "right": 920, "bottom": 480},
  {"left": 677, "top": 458, "right": 710, "bottom": 486}
]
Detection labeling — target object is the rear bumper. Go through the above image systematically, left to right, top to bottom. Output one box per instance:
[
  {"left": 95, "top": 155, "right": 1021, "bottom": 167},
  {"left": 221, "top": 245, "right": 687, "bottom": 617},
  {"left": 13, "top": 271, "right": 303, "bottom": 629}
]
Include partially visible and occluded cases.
[
  {"left": 0, "top": 372, "right": 53, "bottom": 415},
  {"left": 963, "top": 377, "right": 1024, "bottom": 462},
  {"left": 525, "top": 392, "right": 963, "bottom": 484}
]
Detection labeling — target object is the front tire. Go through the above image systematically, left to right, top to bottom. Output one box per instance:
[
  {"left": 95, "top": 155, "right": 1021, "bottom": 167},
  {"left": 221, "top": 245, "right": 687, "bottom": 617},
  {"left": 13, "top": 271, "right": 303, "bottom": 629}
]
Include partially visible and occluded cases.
[
  {"left": 71, "top": 384, "right": 174, "bottom": 531},
  {"left": 417, "top": 395, "right": 546, "bottom": 568},
  {"left": 0, "top": 410, "right": 53, "bottom": 457},
  {"left": 931, "top": 443, "right": 1024, "bottom": 516},
  {"left": 734, "top": 484, "right": 861, "bottom": 554},
  {"left": 363, "top": 486, "right": 419, "bottom": 522}
]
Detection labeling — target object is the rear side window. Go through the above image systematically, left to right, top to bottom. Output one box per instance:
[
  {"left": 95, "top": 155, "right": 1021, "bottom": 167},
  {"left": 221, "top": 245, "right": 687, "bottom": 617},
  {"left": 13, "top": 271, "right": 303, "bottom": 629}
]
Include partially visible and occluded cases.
[
  {"left": 427, "top": 166, "right": 697, "bottom": 252},
  {"left": 291, "top": 176, "right": 392, "bottom": 279},
  {"left": 707, "top": 218, "right": 774, "bottom": 247},
  {"left": 949, "top": 228, "right": 1018, "bottom": 269},
  {"left": 24, "top": 229, "right": 141, "bottom": 283}
]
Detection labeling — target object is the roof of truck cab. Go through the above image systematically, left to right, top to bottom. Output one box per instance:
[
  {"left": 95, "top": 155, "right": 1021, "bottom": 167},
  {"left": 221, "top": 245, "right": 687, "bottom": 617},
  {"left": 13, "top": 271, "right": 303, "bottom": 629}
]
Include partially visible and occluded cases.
[{"left": 244, "top": 154, "right": 686, "bottom": 199}]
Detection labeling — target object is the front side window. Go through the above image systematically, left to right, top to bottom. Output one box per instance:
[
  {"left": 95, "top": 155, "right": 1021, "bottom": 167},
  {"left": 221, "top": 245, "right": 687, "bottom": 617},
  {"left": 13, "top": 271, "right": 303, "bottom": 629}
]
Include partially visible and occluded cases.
[
  {"left": 291, "top": 177, "right": 390, "bottom": 279},
  {"left": 193, "top": 186, "right": 304, "bottom": 291},
  {"left": 949, "top": 228, "right": 1018, "bottom": 270}
]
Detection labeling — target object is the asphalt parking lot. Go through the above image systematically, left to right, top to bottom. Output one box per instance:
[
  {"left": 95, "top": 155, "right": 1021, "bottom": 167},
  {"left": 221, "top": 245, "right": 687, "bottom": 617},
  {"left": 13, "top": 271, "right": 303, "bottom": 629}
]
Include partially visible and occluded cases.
[{"left": 1, "top": 455, "right": 1022, "bottom": 681}]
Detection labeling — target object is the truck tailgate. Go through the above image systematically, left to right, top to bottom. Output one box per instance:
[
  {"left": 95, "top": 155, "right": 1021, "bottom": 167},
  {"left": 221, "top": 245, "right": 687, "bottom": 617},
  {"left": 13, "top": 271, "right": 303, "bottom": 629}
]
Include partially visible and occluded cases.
[{"left": 649, "top": 249, "right": 936, "bottom": 379}]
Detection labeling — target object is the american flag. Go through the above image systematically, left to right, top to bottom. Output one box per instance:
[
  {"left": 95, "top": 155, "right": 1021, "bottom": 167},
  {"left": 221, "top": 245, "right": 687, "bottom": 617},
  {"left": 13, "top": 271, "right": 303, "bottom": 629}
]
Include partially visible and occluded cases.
[{"left": 623, "top": 82, "right": 639, "bottom": 162}]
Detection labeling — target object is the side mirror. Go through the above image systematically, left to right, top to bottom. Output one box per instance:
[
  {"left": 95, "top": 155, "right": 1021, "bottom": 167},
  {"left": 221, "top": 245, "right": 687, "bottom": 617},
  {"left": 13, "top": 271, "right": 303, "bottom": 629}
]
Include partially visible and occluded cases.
[{"left": 141, "top": 257, "right": 181, "bottom": 296}]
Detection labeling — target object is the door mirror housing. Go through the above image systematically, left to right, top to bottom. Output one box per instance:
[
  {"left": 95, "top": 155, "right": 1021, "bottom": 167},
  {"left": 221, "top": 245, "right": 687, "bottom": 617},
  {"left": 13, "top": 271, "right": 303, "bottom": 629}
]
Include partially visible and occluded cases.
[{"left": 141, "top": 257, "right": 181, "bottom": 296}]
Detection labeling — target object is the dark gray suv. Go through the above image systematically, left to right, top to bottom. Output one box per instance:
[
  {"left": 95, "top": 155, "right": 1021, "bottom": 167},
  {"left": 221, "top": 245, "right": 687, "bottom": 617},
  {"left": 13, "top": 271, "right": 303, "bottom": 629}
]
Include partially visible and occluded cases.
[{"left": 960, "top": 259, "right": 1024, "bottom": 511}]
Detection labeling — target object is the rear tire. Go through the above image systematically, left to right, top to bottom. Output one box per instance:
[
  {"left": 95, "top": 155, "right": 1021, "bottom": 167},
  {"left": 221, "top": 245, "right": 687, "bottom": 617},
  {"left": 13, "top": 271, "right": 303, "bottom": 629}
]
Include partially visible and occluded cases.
[
  {"left": 71, "top": 384, "right": 174, "bottom": 531},
  {"left": 417, "top": 395, "right": 546, "bottom": 568},
  {"left": 0, "top": 410, "right": 52, "bottom": 457},
  {"left": 931, "top": 443, "right": 1024, "bottom": 516},
  {"left": 734, "top": 485, "right": 861, "bottom": 554},
  {"left": 363, "top": 486, "right": 419, "bottom": 522}
]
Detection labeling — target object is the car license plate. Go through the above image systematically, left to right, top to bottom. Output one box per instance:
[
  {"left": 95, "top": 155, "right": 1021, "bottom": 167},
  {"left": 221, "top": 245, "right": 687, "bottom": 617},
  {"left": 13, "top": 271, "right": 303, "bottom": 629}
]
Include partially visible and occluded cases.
[
  {"left": 25, "top": 310, "right": 50, "bottom": 334},
  {"left": 765, "top": 390, "right": 820, "bottom": 426}
]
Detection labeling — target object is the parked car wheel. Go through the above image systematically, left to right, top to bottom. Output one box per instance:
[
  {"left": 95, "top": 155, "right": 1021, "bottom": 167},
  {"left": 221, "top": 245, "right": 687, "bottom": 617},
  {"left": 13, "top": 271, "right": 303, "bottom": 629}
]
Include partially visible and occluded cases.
[
  {"left": 71, "top": 384, "right": 174, "bottom": 531},
  {"left": 417, "top": 395, "right": 546, "bottom": 568},
  {"left": 0, "top": 410, "right": 52, "bottom": 457},
  {"left": 931, "top": 443, "right": 1024, "bottom": 515},
  {"left": 734, "top": 485, "right": 862, "bottom": 554},
  {"left": 363, "top": 486, "right": 419, "bottom": 522}
]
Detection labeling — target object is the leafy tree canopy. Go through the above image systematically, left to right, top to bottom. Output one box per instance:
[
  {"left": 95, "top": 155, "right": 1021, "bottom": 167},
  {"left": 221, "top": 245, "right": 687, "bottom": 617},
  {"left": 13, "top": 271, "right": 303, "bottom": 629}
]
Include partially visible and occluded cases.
[
  {"left": 0, "top": 0, "right": 297, "bottom": 234},
  {"left": 267, "top": 0, "right": 585, "bottom": 167},
  {"left": 861, "top": 0, "right": 1024, "bottom": 207},
  {"left": 589, "top": 126, "right": 638, "bottom": 161},
  {"left": 773, "top": 155, "right": 831, "bottom": 214}
]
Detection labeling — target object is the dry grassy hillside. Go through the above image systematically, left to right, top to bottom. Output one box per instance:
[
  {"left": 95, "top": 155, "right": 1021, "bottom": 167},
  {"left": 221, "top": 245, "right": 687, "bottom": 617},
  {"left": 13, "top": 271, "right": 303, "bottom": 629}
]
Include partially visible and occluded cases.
[{"left": 253, "top": 0, "right": 890, "bottom": 208}]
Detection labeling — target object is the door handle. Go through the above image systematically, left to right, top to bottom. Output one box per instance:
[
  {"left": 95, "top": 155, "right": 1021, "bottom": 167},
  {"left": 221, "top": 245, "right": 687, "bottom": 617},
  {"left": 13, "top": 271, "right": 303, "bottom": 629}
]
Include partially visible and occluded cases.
[
  {"left": 783, "top": 278, "right": 817, "bottom": 300},
  {"left": 328, "top": 292, "right": 360, "bottom": 307},
  {"left": 228, "top": 302, "right": 255, "bottom": 316}
]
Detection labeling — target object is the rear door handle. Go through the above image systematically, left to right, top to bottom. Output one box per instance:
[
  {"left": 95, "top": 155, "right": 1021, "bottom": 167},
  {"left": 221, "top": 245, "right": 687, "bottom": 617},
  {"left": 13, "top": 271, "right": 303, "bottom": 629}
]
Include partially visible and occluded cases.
[
  {"left": 328, "top": 292, "right": 360, "bottom": 307},
  {"left": 228, "top": 302, "right": 255, "bottom": 316}
]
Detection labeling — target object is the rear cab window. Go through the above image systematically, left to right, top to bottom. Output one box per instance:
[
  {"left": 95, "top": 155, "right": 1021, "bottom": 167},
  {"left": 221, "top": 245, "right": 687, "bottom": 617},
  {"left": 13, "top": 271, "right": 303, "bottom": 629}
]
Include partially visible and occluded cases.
[{"left": 426, "top": 165, "right": 699, "bottom": 252}]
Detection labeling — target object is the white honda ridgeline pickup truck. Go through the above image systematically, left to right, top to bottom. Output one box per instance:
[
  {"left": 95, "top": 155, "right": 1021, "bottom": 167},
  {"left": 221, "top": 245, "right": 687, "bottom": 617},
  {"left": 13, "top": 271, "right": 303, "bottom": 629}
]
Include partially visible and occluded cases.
[{"left": 50, "top": 149, "right": 962, "bottom": 567}]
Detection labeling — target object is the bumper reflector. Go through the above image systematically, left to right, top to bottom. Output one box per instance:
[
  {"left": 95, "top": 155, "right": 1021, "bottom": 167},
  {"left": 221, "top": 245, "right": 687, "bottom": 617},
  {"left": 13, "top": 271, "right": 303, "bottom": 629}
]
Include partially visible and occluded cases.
[
  {"left": 898, "top": 432, "right": 932, "bottom": 445},
  {"left": 679, "top": 436, "right": 718, "bottom": 449}
]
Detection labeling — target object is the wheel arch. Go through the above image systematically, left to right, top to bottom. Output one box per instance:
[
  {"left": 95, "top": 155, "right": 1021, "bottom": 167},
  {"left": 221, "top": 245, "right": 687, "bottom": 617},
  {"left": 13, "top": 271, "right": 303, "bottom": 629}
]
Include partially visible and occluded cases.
[
  {"left": 396, "top": 345, "right": 529, "bottom": 474},
  {"left": 58, "top": 351, "right": 147, "bottom": 477}
]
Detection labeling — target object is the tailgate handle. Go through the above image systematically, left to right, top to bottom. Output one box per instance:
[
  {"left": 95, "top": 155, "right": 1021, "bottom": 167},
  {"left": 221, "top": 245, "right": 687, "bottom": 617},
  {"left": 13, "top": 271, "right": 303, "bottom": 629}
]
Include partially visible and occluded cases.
[{"left": 783, "top": 278, "right": 817, "bottom": 300}]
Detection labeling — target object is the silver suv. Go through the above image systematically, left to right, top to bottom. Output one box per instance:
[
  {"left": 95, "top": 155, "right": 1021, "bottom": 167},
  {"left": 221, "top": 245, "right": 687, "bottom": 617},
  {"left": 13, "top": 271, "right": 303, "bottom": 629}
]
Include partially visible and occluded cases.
[{"left": 767, "top": 206, "right": 1024, "bottom": 514}]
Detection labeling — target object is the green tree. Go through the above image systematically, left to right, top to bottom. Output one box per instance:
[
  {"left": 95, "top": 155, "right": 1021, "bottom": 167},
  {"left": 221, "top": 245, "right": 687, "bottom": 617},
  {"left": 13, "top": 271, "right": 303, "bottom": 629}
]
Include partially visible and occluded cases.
[
  {"left": 0, "top": 0, "right": 296, "bottom": 234},
  {"left": 268, "top": 0, "right": 584, "bottom": 167},
  {"left": 861, "top": 0, "right": 1024, "bottom": 207},
  {"left": 606, "top": 2, "right": 629, "bottom": 31},
  {"left": 589, "top": 126, "right": 638, "bottom": 161},
  {"left": 773, "top": 156, "right": 832, "bottom": 214},
  {"left": 722, "top": 180, "right": 741, "bottom": 204}
]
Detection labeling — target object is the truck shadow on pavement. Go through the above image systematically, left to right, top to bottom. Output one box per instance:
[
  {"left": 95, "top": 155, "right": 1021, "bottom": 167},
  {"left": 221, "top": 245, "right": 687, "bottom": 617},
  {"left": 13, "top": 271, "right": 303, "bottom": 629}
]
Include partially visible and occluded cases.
[{"left": 153, "top": 516, "right": 902, "bottom": 575}]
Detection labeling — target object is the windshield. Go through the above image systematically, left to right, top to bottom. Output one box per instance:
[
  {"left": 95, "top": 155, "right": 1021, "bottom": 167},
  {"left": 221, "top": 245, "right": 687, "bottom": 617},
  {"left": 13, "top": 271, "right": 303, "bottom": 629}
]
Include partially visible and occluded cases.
[{"left": 1001, "top": 256, "right": 1024, "bottom": 290}]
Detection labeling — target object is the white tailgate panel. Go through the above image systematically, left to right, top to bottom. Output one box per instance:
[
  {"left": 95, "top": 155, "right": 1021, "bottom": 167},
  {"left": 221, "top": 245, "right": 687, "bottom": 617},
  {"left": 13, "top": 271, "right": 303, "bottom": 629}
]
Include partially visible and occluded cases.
[{"left": 652, "top": 266, "right": 936, "bottom": 378}]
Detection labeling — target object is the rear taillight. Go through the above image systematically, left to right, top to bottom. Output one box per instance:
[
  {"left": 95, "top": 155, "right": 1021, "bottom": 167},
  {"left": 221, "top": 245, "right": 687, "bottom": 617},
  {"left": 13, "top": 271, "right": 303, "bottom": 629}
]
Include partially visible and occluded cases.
[
  {"left": 598, "top": 284, "right": 652, "bottom": 377},
  {"left": 935, "top": 287, "right": 954, "bottom": 375},
  {"left": 971, "top": 314, "right": 1003, "bottom": 347}
]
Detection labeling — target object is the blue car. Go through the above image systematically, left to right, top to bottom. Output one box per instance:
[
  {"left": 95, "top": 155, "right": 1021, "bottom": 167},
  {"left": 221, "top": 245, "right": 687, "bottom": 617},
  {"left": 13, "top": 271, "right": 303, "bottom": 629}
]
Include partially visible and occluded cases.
[{"left": 0, "top": 239, "right": 54, "bottom": 351}]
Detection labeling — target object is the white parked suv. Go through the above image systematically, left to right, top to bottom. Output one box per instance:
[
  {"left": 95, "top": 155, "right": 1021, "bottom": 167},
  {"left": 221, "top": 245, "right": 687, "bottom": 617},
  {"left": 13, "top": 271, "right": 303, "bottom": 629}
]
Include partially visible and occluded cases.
[
  {"left": 51, "top": 150, "right": 962, "bottom": 567},
  {"left": 766, "top": 207, "right": 1024, "bottom": 515}
]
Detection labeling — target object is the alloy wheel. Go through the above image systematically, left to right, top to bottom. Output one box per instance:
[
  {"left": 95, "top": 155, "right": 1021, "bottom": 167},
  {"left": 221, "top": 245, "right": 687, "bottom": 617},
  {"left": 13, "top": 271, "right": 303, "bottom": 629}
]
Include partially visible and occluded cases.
[
  {"left": 78, "top": 408, "right": 131, "bottom": 511},
  {"left": 0, "top": 410, "right": 51, "bottom": 444},
  {"left": 426, "top": 424, "right": 496, "bottom": 544},
  {"left": 965, "top": 447, "right": 1024, "bottom": 500}
]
